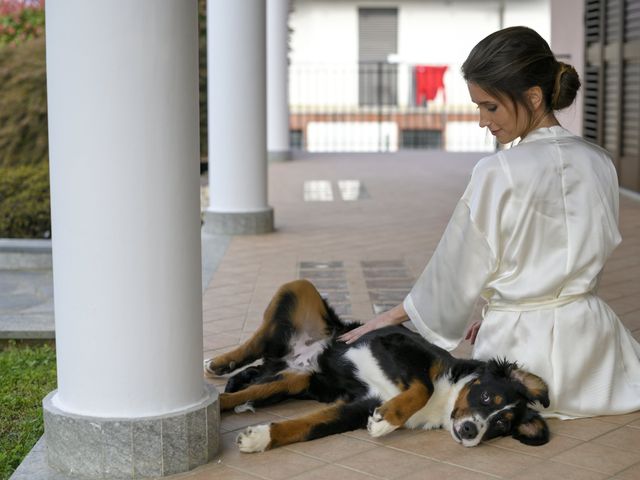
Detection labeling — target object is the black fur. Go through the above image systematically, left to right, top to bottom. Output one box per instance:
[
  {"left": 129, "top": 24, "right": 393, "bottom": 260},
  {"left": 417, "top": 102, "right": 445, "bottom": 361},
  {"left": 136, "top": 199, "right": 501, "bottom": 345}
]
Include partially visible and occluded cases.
[{"left": 211, "top": 281, "right": 551, "bottom": 451}]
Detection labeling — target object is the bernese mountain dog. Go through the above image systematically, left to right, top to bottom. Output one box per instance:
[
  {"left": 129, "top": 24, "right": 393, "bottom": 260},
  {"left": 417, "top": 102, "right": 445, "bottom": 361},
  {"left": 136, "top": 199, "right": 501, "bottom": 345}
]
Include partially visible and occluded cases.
[{"left": 204, "top": 279, "right": 550, "bottom": 452}]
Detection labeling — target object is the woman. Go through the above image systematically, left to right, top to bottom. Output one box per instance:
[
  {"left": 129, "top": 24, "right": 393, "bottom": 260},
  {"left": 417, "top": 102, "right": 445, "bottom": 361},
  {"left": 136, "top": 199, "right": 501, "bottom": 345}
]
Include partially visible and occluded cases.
[{"left": 340, "top": 26, "right": 640, "bottom": 418}]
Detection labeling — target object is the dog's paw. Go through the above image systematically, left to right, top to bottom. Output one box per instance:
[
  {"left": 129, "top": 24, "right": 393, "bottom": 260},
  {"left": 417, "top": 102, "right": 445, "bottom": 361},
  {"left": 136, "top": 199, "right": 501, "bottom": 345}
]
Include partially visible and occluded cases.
[
  {"left": 204, "top": 358, "right": 236, "bottom": 377},
  {"left": 234, "top": 402, "right": 255, "bottom": 414},
  {"left": 367, "top": 408, "right": 398, "bottom": 438},
  {"left": 237, "top": 424, "right": 271, "bottom": 453}
]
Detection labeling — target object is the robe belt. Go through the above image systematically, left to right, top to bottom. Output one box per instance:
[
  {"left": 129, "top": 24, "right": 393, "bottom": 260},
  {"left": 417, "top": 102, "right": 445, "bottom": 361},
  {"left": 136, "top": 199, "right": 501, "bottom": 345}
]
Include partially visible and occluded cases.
[{"left": 482, "top": 292, "right": 593, "bottom": 318}]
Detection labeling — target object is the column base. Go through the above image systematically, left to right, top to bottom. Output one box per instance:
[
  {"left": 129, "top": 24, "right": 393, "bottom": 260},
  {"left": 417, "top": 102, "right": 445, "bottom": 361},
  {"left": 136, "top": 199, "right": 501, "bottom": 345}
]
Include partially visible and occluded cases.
[
  {"left": 268, "top": 150, "right": 292, "bottom": 162},
  {"left": 203, "top": 208, "right": 274, "bottom": 235},
  {"left": 43, "top": 385, "right": 220, "bottom": 479}
]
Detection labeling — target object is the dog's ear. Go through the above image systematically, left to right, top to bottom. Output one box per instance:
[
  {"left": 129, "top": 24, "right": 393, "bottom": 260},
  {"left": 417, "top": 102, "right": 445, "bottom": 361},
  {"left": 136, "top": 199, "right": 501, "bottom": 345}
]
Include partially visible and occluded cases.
[
  {"left": 510, "top": 368, "right": 550, "bottom": 408},
  {"left": 512, "top": 408, "right": 550, "bottom": 446}
]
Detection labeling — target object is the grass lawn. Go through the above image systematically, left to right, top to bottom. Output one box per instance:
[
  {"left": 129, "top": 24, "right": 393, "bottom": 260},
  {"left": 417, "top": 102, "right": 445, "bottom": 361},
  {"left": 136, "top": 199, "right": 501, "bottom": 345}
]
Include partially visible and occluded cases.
[{"left": 0, "top": 341, "right": 56, "bottom": 480}]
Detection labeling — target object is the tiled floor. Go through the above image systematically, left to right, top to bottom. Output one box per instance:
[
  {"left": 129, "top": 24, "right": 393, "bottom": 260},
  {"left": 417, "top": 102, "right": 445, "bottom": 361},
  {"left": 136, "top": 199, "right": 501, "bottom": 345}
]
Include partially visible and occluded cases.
[{"left": 180, "top": 152, "right": 640, "bottom": 479}]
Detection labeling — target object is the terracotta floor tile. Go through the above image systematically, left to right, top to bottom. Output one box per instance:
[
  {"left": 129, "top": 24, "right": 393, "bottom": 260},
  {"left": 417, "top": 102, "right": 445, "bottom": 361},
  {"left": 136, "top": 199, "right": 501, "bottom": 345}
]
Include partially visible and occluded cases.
[
  {"left": 197, "top": 152, "right": 640, "bottom": 480},
  {"left": 203, "top": 319, "right": 244, "bottom": 335},
  {"left": 220, "top": 410, "right": 283, "bottom": 433},
  {"left": 597, "top": 411, "right": 640, "bottom": 425},
  {"left": 546, "top": 418, "right": 620, "bottom": 440},
  {"left": 344, "top": 425, "right": 423, "bottom": 447},
  {"left": 591, "top": 426, "right": 640, "bottom": 452},
  {"left": 378, "top": 428, "right": 459, "bottom": 460},
  {"left": 219, "top": 432, "right": 326, "bottom": 480},
  {"left": 488, "top": 432, "right": 583, "bottom": 458},
  {"left": 284, "top": 433, "right": 378, "bottom": 462},
  {"left": 551, "top": 442, "right": 640, "bottom": 475},
  {"left": 430, "top": 443, "right": 542, "bottom": 478},
  {"left": 336, "top": 446, "right": 438, "bottom": 479},
  {"left": 510, "top": 460, "right": 608, "bottom": 480},
  {"left": 612, "top": 461, "right": 640, "bottom": 479},
  {"left": 402, "top": 462, "right": 497, "bottom": 480},
  {"left": 287, "top": 463, "right": 377, "bottom": 480},
  {"left": 181, "top": 465, "right": 263, "bottom": 480}
]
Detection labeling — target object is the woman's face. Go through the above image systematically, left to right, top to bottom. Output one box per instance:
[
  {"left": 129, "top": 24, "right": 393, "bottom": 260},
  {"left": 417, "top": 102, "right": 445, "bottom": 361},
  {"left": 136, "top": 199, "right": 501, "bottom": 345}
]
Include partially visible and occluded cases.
[{"left": 467, "top": 82, "right": 528, "bottom": 144}]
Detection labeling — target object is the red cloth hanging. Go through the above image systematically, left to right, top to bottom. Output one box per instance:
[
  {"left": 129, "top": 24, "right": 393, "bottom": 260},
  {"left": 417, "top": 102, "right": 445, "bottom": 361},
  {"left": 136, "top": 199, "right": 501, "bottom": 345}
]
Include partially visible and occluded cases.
[{"left": 415, "top": 66, "right": 448, "bottom": 105}]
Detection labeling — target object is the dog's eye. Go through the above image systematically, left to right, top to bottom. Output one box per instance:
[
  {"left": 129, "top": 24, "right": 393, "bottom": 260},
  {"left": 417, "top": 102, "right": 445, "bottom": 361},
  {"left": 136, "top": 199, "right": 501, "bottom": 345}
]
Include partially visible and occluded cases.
[{"left": 480, "top": 391, "right": 491, "bottom": 404}]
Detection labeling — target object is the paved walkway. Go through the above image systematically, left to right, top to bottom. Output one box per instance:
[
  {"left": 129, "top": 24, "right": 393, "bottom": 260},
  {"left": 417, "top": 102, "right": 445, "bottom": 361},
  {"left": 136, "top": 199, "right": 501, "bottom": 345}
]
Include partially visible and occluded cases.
[
  {"left": 8, "top": 151, "right": 640, "bottom": 479},
  {"left": 190, "top": 151, "right": 640, "bottom": 480}
]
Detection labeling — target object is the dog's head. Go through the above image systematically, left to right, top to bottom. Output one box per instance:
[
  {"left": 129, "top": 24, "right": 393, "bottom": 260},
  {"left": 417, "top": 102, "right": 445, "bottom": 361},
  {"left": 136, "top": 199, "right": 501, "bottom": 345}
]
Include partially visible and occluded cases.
[{"left": 450, "top": 359, "right": 550, "bottom": 447}]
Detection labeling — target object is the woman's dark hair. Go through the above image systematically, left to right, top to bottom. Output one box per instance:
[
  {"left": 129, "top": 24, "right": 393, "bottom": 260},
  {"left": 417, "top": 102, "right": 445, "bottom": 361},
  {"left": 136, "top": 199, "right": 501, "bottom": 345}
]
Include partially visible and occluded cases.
[{"left": 462, "top": 26, "right": 581, "bottom": 125}]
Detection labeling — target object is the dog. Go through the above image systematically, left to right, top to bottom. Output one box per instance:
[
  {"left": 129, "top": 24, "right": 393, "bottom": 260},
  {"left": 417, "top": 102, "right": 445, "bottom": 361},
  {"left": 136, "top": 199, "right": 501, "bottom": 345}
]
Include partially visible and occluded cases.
[{"left": 204, "top": 279, "right": 550, "bottom": 452}]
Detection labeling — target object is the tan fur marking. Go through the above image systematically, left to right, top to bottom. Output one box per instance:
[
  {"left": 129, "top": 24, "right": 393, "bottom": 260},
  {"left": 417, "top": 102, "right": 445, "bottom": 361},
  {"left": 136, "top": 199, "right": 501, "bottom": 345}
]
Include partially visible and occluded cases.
[
  {"left": 289, "top": 279, "right": 332, "bottom": 338},
  {"left": 206, "top": 280, "right": 332, "bottom": 376},
  {"left": 429, "top": 360, "right": 445, "bottom": 380},
  {"left": 511, "top": 369, "right": 548, "bottom": 399},
  {"left": 220, "top": 371, "right": 311, "bottom": 411},
  {"left": 377, "top": 380, "right": 431, "bottom": 427},
  {"left": 453, "top": 384, "right": 472, "bottom": 419},
  {"left": 494, "top": 394, "right": 503, "bottom": 405},
  {"left": 268, "top": 402, "right": 343, "bottom": 448},
  {"left": 517, "top": 417, "right": 544, "bottom": 438}
]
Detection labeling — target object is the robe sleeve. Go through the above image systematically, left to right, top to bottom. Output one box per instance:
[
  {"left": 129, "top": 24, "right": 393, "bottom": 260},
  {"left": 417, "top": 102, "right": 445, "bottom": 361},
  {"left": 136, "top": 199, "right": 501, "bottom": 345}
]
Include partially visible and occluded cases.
[{"left": 403, "top": 155, "right": 507, "bottom": 350}]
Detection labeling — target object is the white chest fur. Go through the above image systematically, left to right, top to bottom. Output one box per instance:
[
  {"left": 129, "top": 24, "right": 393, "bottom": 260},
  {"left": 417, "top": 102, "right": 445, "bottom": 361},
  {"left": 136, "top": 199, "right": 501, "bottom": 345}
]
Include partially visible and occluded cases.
[{"left": 284, "top": 332, "right": 329, "bottom": 372}]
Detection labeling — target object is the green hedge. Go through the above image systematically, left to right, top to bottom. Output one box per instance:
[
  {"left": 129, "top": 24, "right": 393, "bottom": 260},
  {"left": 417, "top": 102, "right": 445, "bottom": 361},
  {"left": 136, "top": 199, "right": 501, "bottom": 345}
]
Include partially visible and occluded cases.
[
  {"left": 0, "top": 36, "right": 48, "bottom": 168},
  {"left": 0, "top": 162, "right": 50, "bottom": 238}
]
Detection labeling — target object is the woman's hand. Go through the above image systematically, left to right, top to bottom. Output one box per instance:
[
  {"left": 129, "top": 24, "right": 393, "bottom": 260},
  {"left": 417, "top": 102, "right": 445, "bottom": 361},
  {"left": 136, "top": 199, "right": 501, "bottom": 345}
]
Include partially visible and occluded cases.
[
  {"left": 338, "top": 303, "right": 408, "bottom": 344},
  {"left": 465, "top": 321, "right": 482, "bottom": 345}
]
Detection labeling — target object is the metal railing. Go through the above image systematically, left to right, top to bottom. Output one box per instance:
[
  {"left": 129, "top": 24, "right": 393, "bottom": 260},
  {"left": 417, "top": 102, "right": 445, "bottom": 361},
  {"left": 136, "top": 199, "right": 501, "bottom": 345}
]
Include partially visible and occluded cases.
[{"left": 289, "top": 62, "right": 497, "bottom": 153}]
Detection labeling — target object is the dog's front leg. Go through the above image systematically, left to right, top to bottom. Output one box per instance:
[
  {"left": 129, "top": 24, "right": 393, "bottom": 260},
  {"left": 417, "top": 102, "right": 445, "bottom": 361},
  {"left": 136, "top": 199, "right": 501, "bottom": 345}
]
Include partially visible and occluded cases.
[
  {"left": 220, "top": 371, "right": 311, "bottom": 411},
  {"left": 367, "top": 380, "right": 431, "bottom": 437},
  {"left": 237, "top": 398, "right": 378, "bottom": 452}
]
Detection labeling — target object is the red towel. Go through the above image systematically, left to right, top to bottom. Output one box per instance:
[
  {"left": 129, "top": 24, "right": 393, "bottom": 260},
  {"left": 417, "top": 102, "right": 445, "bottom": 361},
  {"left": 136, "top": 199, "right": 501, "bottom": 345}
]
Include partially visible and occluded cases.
[{"left": 415, "top": 66, "right": 447, "bottom": 105}]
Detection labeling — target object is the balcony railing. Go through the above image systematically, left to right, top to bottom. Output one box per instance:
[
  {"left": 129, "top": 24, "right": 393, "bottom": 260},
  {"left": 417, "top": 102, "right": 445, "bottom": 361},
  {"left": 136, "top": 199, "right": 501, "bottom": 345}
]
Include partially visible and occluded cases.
[{"left": 289, "top": 62, "right": 497, "bottom": 153}]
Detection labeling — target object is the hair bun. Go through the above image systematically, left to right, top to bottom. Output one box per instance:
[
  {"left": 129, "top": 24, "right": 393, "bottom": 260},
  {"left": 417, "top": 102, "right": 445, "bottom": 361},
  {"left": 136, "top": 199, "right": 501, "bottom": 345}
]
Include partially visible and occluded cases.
[{"left": 552, "top": 62, "right": 581, "bottom": 110}]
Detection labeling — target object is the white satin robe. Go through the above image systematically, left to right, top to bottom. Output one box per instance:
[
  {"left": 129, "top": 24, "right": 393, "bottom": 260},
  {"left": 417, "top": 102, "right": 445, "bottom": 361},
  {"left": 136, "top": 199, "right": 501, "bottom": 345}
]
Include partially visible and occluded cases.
[{"left": 404, "top": 125, "right": 640, "bottom": 418}]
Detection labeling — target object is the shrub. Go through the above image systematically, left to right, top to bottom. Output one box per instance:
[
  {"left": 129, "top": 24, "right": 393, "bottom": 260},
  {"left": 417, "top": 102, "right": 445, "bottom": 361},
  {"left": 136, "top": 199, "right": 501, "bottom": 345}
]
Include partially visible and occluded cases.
[
  {"left": 0, "top": 0, "right": 45, "bottom": 48},
  {"left": 199, "top": 0, "right": 207, "bottom": 160},
  {"left": 0, "top": 36, "right": 48, "bottom": 168},
  {"left": 0, "top": 162, "right": 50, "bottom": 238}
]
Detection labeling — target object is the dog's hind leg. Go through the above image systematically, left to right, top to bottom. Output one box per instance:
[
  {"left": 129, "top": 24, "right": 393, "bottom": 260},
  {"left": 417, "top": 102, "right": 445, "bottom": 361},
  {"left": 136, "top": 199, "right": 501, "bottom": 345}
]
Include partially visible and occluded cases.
[
  {"left": 204, "top": 279, "right": 335, "bottom": 377},
  {"left": 219, "top": 371, "right": 312, "bottom": 411},
  {"left": 367, "top": 379, "right": 431, "bottom": 438},
  {"left": 236, "top": 398, "right": 380, "bottom": 452}
]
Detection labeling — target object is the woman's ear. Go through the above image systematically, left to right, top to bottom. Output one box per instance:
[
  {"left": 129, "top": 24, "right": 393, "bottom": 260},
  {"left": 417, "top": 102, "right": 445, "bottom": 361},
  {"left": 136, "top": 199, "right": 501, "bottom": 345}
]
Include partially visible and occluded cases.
[{"left": 526, "top": 86, "right": 544, "bottom": 111}]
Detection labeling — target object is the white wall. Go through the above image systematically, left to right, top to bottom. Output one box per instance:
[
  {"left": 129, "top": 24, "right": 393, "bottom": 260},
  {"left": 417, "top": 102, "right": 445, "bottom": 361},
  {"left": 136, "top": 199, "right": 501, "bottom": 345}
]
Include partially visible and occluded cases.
[
  {"left": 289, "top": 0, "right": 551, "bottom": 150},
  {"left": 290, "top": 0, "right": 550, "bottom": 107},
  {"left": 550, "top": 0, "right": 584, "bottom": 135}
]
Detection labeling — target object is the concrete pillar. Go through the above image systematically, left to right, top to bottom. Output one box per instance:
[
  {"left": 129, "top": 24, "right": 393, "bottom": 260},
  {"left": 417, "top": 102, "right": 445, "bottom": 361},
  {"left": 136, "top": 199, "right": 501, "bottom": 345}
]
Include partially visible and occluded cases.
[
  {"left": 44, "top": 0, "right": 218, "bottom": 477},
  {"left": 205, "top": 0, "right": 274, "bottom": 234},
  {"left": 267, "top": 0, "right": 292, "bottom": 162}
]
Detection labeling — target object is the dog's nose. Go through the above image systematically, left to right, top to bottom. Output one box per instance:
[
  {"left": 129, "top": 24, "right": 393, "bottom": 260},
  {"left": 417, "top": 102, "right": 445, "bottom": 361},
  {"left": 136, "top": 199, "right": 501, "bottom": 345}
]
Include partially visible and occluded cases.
[{"left": 459, "top": 421, "right": 478, "bottom": 440}]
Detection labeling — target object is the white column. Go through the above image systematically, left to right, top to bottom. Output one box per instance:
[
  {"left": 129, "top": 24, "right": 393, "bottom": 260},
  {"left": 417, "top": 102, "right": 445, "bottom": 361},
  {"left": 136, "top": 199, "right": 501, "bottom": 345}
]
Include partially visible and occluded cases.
[
  {"left": 46, "top": 0, "right": 205, "bottom": 419},
  {"left": 206, "top": 0, "right": 274, "bottom": 234},
  {"left": 267, "top": 0, "right": 291, "bottom": 162}
]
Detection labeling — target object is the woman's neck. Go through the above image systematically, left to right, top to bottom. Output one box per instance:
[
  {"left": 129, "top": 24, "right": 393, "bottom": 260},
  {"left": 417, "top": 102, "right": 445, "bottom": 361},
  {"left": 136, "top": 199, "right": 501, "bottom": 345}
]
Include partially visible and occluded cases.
[{"left": 522, "top": 112, "right": 560, "bottom": 139}]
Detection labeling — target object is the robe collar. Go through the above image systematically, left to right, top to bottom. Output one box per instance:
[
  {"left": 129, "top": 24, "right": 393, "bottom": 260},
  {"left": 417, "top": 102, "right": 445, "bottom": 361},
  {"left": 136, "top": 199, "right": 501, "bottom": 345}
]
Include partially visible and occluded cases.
[{"left": 519, "top": 125, "right": 576, "bottom": 145}]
